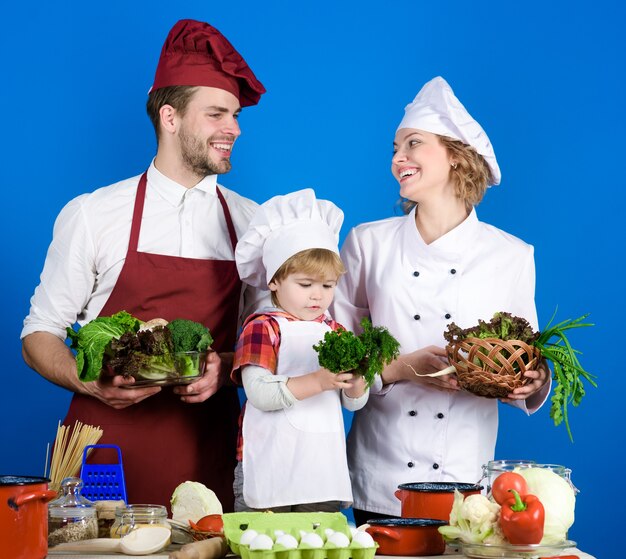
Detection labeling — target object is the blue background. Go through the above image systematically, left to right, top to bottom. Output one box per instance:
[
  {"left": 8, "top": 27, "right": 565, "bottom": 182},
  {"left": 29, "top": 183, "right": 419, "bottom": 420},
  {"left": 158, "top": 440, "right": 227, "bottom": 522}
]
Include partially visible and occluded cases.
[{"left": 1, "top": 2, "right": 623, "bottom": 557}]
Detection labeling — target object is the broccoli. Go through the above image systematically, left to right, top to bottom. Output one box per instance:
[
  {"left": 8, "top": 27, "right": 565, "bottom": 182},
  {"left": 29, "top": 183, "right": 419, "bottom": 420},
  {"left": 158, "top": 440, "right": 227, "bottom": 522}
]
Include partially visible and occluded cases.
[{"left": 167, "top": 319, "right": 213, "bottom": 352}]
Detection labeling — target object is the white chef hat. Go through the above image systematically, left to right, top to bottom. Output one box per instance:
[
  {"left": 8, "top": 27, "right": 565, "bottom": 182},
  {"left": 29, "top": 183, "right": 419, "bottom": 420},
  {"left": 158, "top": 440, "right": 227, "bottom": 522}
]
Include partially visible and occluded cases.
[
  {"left": 396, "top": 76, "right": 501, "bottom": 186},
  {"left": 236, "top": 188, "right": 344, "bottom": 288}
]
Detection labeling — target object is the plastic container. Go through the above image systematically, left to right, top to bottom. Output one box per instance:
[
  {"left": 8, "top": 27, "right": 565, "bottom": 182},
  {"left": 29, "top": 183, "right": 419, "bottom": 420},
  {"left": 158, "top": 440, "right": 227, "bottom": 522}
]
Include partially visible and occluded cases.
[
  {"left": 48, "top": 477, "right": 98, "bottom": 546},
  {"left": 110, "top": 504, "right": 169, "bottom": 538},
  {"left": 222, "top": 512, "right": 377, "bottom": 559}
]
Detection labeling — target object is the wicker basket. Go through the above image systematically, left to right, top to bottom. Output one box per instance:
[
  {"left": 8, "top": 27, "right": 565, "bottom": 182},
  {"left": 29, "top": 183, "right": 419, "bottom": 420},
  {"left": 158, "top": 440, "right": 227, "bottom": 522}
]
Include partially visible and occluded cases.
[{"left": 446, "top": 337, "right": 542, "bottom": 398}]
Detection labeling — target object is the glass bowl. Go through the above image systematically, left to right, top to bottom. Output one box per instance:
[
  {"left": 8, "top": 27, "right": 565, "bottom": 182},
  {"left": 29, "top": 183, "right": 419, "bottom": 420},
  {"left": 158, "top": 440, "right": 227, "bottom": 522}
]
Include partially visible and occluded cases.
[
  {"left": 118, "top": 350, "right": 208, "bottom": 388},
  {"left": 459, "top": 539, "right": 577, "bottom": 558}
]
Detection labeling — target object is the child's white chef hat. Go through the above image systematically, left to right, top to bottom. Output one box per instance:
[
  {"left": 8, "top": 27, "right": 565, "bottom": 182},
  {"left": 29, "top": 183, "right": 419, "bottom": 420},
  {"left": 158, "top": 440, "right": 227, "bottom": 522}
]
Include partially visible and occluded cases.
[
  {"left": 397, "top": 76, "right": 501, "bottom": 186},
  {"left": 236, "top": 188, "right": 344, "bottom": 288}
]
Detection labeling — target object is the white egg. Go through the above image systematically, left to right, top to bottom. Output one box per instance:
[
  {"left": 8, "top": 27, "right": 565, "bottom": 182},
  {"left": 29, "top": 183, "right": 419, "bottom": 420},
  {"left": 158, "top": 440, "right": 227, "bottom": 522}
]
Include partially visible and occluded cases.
[
  {"left": 349, "top": 526, "right": 358, "bottom": 538},
  {"left": 324, "top": 528, "right": 335, "bottom": 538},
  {"left": 240, "top": 529, "right": 259, "bottom": 546},
  {"left": 274, "top": 530, "right": 285, "bottom": 538},
  {"left": 299, "top": 530, "right": 308, "bottom": 538},
  {"left": 351, "top": 531, "right": 375, "bottom": 548},
  {"left": 300, "top": 532, "right": 324, "bottom": 548},
  {"left": 327, "top": 532, "right": 350, "bottom": 547},
  {"left": 250, "top": 534, "right": 274, "bottom": 551},
  {"left": 276, "top": 534, "right": 299, "bottom": 549}
]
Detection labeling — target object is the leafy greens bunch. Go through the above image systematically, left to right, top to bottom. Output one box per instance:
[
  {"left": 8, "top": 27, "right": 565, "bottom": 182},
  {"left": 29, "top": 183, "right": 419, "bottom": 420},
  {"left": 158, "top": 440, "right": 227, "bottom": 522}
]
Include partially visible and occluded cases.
[
  {"left": 67, "top": 311, "right": 213, "bottom": 382},
  {"left": 444, "top": 311, "right": 596, "bottom": 441},
  {"left": 444, "top": 312, "right": 539, "bottom": 346},
  {"left": 313, "top": 317, "right": 400, "bottom": 387}
]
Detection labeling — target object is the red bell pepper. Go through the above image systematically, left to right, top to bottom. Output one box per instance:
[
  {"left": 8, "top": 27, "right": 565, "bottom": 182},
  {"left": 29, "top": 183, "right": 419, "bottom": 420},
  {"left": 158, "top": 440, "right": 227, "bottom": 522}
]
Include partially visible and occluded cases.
[{"left": 500, "top": 489, "right": 545, "bottom": 545}]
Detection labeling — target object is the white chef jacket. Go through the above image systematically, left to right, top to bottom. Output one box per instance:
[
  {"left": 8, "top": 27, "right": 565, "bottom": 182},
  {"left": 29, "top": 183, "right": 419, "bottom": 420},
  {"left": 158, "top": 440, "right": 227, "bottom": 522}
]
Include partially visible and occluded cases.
[
  {"left": 21, "top": 161, "right": 267, "bottom": 340},
  {"left": 330, "top": 207, "right": 549, "bottom": 516}
]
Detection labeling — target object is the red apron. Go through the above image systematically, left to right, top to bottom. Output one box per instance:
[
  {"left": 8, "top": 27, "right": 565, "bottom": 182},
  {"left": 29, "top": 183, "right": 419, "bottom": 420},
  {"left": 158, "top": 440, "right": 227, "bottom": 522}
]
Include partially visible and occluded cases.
[{"left": 63, "top": 172, "right": 242, "bottom": 511}]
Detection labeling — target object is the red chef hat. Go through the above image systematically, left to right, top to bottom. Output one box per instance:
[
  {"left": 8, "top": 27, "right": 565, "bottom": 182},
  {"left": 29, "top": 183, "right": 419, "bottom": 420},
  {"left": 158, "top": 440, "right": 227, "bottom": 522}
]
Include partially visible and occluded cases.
[{"left": 150, "top": 19, "right": 266, "bottom": 107}]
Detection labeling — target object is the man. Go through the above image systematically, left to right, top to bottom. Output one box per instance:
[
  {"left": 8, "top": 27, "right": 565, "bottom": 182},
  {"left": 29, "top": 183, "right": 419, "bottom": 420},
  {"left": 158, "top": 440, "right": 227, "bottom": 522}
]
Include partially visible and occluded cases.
[{"left": 21, "top": 19, "right": 266, "bottom": 510}]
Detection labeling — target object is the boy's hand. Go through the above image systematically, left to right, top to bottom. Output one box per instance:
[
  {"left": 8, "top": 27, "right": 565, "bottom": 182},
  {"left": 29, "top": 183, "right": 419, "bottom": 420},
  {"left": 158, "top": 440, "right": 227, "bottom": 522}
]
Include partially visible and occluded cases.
[
  {"left": 287, "top": 368, "right": 355, "bottom": 400},
  {"left": 315, "top": 368, "right": 356, "bottom": 391},
  {"left": 343, "top": 373, "right": 367, "bottom": 398}
]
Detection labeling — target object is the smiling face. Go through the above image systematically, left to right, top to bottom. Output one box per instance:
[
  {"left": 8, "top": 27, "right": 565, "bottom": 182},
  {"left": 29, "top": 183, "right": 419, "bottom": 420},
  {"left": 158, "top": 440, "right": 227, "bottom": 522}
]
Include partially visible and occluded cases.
[
  {"left": 176, "top": 86, "right": 241, "bottom": 176},
  {"left": 392, "top": 129, "right": 456, "bottom": 203},
  {"left": 269, "top": 272, "right": 338, "bottom": 321}
]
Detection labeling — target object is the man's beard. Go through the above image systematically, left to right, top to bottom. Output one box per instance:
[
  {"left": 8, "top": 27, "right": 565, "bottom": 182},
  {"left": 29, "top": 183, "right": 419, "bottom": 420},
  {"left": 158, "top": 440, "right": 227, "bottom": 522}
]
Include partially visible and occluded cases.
[{"left": 179, "top": 127, "right": 233, "bottom": 177}]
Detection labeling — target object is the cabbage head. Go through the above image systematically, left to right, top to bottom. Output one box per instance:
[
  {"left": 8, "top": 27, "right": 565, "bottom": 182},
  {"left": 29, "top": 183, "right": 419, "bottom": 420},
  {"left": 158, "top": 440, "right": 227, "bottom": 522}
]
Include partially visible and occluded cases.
[{"left": 515, "top": 467, "right": 576, "bottom": 544}]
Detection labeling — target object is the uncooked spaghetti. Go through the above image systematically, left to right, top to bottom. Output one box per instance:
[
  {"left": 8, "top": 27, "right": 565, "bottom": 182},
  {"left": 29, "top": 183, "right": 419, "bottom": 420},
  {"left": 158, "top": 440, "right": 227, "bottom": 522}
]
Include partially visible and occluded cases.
[{"left": 48, "top": 420, "right": 103, "bottom": 492}]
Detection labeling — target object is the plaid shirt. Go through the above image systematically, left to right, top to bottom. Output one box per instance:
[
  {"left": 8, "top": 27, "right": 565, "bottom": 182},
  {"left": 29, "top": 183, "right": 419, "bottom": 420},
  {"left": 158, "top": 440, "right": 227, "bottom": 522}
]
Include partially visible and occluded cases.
[{"left": 232, "top": 309, "right": 343, "bottom": 460}]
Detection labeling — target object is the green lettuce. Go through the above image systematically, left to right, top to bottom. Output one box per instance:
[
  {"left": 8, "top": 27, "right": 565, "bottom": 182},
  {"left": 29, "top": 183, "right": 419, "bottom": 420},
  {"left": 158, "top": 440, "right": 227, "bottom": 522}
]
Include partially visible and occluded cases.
[{"left": 66, "top": 311, "right": 141, "bottom": 382}]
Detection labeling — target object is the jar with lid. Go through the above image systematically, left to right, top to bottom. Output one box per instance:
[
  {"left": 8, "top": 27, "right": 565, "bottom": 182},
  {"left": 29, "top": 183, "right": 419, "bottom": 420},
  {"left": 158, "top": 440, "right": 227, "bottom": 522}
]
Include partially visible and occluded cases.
[
  {"left": 480, "top": 459, "right": 537, "bottom": 495},
  {"left": 513, "top": 462, "right": 579, "bottom": 493},
  {"left": 48, "top": 477, "right": 98, "bottom": 546},
  {"left": 110, "top": 504, "right": 169, "bottom": 538}
]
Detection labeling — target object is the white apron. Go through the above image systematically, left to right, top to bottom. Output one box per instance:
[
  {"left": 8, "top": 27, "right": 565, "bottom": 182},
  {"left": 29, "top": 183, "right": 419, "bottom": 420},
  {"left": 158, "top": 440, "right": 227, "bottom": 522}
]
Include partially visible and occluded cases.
[{"left": 242, "top": 317, "right": 353, "bottom": 508}]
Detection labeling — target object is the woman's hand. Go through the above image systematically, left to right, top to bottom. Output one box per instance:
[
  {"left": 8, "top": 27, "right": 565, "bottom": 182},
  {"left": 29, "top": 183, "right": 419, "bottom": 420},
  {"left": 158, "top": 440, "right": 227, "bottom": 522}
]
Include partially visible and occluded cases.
[
  {"left": 382, "top": 346, "right": 459, "bottom": 391},
  {"left": 501, "top": 359, "right": 550, "bottom": 402}
]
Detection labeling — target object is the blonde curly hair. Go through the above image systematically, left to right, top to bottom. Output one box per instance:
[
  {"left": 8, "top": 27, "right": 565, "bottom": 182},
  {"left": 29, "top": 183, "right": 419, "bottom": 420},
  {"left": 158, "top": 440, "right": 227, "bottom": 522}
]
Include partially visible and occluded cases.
[
  {"left": 402, "top": 135, "right": 494, "bottom": 214},
  {"left": 269, "top": 248, "right": 345, "bottom": 307}
]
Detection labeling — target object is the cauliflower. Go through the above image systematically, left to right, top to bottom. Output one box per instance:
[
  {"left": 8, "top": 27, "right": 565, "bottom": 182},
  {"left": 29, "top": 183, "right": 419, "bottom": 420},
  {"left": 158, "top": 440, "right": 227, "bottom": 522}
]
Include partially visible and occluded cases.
[
  {"left": 439, "top": 490, "right": 503, "bottom": 544},
  {"left": 460, "top": 494, "right": 499, "bottom": 527}
]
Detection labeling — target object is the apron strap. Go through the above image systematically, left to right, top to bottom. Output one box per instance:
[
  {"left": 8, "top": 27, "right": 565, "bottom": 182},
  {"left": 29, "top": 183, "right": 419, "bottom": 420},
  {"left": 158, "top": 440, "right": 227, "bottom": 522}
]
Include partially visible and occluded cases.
[
  {"left": 128, "top": 172, "right": 148, "bottom": 253},
  {"left": 216, "top": 187, "right": 238, "bottom": 253}
]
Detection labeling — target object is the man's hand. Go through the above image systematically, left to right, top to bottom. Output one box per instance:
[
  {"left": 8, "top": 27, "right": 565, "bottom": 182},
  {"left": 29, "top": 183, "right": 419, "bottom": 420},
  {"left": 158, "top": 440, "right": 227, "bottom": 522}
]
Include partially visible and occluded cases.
[
  {"left": 173, "top": 351, "right": 229, "bottom": 403},
  {"left": 87, "top": 375, "right": 162, "bottom": 409}
]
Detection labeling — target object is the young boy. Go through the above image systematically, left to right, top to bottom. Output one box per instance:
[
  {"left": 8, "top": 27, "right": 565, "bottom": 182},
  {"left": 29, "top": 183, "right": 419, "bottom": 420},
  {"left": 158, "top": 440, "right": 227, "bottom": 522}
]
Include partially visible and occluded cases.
[{"left": 231, "top": 189, "right": 368, "bottom": 512}]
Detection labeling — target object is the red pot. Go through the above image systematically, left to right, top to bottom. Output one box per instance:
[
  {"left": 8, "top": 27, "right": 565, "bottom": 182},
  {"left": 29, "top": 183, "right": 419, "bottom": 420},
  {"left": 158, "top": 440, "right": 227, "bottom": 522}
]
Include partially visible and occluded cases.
[
  {"left": 0, "top": 475, "right": 57, "bottom": 559},
  {"left": 395, "top": 482, "right": 483, "bottom": 521},
  {"left": 366, "top": 518, "right": 447, "bottom": 556}
]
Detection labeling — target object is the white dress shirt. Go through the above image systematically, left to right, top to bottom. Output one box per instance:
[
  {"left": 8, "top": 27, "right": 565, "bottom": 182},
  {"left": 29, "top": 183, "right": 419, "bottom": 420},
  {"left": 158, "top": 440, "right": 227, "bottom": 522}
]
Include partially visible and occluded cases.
[
  {"left": 22, "top": 162, "right": 267, "bottom": 340},
  {"left": 331, "top": 207, "right": 549, "bottom": 516}
]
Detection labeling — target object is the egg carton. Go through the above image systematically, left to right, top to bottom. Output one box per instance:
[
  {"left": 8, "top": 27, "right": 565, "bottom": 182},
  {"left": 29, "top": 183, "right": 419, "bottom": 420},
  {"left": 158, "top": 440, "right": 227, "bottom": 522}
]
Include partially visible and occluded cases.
[{"left": 222, "top": 512, "right": 377, "bottom": 559}]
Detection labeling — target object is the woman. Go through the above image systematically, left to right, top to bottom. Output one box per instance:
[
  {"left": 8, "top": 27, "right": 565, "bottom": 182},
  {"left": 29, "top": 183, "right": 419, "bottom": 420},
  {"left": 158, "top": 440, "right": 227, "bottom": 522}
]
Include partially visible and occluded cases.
[{"left": 331, "top": 77, "right": 550, "bottom": 524}]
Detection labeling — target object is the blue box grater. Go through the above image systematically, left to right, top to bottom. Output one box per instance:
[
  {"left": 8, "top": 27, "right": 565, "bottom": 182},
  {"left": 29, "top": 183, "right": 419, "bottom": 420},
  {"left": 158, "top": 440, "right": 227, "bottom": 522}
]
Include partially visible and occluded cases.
[{"left": 79, "top": 444, "right": 128, "bottom": 503}]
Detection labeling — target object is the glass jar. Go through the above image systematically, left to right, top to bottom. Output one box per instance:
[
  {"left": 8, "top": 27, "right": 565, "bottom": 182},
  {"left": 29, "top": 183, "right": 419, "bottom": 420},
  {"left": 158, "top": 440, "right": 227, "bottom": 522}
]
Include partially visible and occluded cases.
[
  {"left": 480, "top": 459, "right": 537, "bottom": 495},
  {"left": 514, "top": 462, "right": 579, "bottom": 493},
  {"left": 48, "top": 477, "right": 98, "bottom": 546},
  {"left": 94, "top": 499, "right": 126, "bottom": 538},
  {"left": 110, "top": 504, "right": 169, "bottom": 538}
]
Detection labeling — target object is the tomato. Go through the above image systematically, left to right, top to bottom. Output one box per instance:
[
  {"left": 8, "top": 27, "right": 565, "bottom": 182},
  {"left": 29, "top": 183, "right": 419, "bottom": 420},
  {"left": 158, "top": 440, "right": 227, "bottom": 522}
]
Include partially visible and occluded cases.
[
  {"left": 491, "top": 472, "right": 529, "bottom": 505},
  {"left": 189, "top": 514, "right": 224, "bottom": 534}
]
